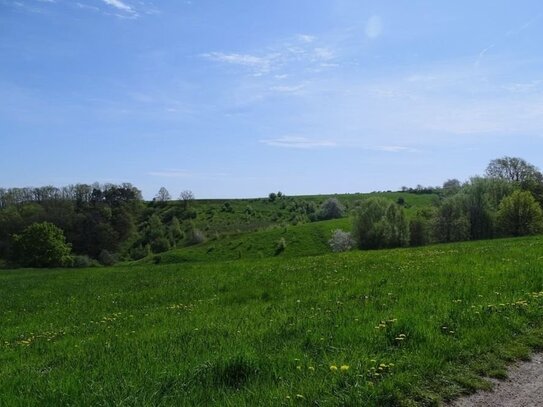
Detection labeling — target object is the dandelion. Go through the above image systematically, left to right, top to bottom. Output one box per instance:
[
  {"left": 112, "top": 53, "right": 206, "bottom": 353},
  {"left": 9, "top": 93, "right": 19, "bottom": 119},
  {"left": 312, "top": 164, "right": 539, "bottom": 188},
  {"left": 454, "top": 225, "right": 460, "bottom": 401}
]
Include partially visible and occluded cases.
[
  {"left": 330, "top": 365, "right": 338, "bottom": 371},
  {"left": 340, "top": 365, "right": 350, "bottom": 372}
]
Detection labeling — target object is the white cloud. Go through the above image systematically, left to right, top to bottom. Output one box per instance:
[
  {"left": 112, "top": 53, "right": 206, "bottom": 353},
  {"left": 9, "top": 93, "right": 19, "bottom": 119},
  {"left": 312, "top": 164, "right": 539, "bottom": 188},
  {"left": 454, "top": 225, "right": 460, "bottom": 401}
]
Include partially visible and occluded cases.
[
  {"left": 102, "top": 0, "right": 133, "bottom": 13},
  {"left": 365, "top": 15, "right": 383, "bottom": 39},
  {"left": 313, "top": 47, "right": 334, "bottom": 61},
  {"left": 201, "top": 52, "right": 279, "bottom": 75},
  {"left": 260, "top": 136, "right": 336, "bottom": 149}
]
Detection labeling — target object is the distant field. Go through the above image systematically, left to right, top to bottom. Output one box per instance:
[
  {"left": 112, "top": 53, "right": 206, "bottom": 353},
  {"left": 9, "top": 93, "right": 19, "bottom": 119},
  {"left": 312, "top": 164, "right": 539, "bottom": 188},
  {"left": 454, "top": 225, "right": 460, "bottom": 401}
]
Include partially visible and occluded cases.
[{"left": 2, "top": 236, "right": 543, "bottom": 405}]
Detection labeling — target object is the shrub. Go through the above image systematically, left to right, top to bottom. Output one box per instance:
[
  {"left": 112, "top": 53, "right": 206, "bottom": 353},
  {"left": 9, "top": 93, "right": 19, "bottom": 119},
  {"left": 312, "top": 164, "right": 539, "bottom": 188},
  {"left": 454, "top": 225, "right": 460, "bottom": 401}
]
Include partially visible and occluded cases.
[
  {"left": 497, "top": 190, "right": 543, "bottom": 236},
  {"left": 318, "top": 198, "right": 345, "bottom": 220},
  {"left": 12, "top": 222, "right": 72, "bottom": 268},
  {"left": 189, "top": 229, "right": 206, "bottom": 245},
  {"left": 329, "top": 229, "right": 354, "bottom": 252},
  {"left": 151, "top": 237, "right": 171, "bottom": 253},
  {"left": 275, "top": 237, "right": 287, "bottom": 255},
  {"left": 130, "top": 244, "right": 151, "bottom": 260},
  {"left": 98, "top": 249, "right": 116, "bottom": 266},
  {"left": 71, "top": 255, "right": 97, "bottom": 268}
]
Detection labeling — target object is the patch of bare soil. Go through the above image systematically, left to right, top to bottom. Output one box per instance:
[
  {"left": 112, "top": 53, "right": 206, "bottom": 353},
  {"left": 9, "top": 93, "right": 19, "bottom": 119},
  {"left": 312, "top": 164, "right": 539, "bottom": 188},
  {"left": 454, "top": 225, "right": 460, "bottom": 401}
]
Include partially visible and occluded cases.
[{"left": 450, "top": 354, "right": 543, "bottom": 407}]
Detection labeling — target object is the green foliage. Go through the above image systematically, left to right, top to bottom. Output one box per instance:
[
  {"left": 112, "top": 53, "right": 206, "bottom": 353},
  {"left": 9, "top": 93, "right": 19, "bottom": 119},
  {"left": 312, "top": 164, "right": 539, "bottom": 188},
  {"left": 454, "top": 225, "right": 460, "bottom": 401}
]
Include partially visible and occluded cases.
[
  {"left": 497, "top": 190, "right": 543, "bottom": 236},
  {"left": 433, "top": 195, "right": 470, "bottom": 243},
  {"left": 318, "top": 198, "right": 345, "bottom": 220},
  {"left": 352, "top": 198, "right": 409, "bottom": 249},
  {"left": 409, "top": 209, "right": 433, "bottom": 247},
  {"left": 12, "top": 222, "right": 72, "bottom": 267},
  {"left": 150, "top": 237, "right": 171, "bottom": 253},
  {"left": 275, "top": 237, "right": 287, "bottom": 255},
  {"left": 129, "top": 244, "right": 151, "bottom": 260},
  {"left": 98, "top": 249, "right": 116, "bottom": 266},
  {"left": 71, "top": 255, "right": 98, "bottom": 268}
]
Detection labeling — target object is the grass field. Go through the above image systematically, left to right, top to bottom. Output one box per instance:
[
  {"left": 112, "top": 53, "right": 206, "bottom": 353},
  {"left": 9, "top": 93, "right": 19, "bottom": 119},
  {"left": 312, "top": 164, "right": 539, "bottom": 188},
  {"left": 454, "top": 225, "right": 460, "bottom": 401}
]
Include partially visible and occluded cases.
[{"left": 2, "top": 236, "right": 543, "bottom": 406}]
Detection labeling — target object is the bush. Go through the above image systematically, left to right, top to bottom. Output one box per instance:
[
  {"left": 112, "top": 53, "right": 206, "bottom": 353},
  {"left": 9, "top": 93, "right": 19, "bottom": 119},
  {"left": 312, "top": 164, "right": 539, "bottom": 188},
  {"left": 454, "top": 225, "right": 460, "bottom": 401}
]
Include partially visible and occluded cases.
[
  {"left": 497, "top": 190, "right": 543, "bottom": 236},
  {"left": 318, "top": 198, "right": 345, "bottom": 220},
  {"left": 12, "top": 222, "right": 72, "bottom": 268},
  {"left": 189, "top": 229, "right": 206, "bottom": 245},
  {"left": 328, "top": 229, "right": 354, "bottom": 252},
  {"left": 151, "top": 237, "right": 171, "bottom": 253},
  {"left": 275, "top": 237, "right": 287, "bottom": 255},
  {"left": 130, "top": 244, "right": 151, "bottom": 260},
  {"left": 98, "top": 249, "right": 116, "bottom": 266},
  {"left": 71, "top": 255, "right": 97, "bottom": 268}
]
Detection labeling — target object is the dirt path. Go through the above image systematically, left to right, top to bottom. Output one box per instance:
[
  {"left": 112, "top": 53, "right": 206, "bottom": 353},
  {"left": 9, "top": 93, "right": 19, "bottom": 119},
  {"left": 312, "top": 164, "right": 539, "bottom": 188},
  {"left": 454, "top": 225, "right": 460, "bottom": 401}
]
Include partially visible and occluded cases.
[{"left": 450, "top": 354, "right": 543, "bottom": 407}]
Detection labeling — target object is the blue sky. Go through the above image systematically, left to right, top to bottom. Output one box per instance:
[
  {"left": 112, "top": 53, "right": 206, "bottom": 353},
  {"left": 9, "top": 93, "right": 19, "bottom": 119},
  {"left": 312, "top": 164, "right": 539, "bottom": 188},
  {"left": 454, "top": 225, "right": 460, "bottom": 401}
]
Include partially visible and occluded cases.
[{"left": 1, "top": 1, "right": 543, "bottom": 199}]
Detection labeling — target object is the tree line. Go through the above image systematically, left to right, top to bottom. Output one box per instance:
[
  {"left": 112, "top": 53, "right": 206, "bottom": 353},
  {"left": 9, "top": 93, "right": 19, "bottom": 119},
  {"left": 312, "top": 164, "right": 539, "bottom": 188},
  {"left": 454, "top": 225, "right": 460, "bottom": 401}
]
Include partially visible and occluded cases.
[{"left": 331, "top": 157, "right": 543, "bottom": 251}]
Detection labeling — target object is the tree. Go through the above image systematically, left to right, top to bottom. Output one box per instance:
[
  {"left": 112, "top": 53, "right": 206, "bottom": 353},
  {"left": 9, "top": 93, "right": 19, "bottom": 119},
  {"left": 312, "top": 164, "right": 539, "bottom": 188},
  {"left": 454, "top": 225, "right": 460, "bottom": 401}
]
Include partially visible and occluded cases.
[
  {"left": 486, "top": 157, "right": 542, "bottom": 184},
  {"left": 463, "top": 177, "right": 496, "bottom": 240},
  {"left": 442, "top": 179, "right": 461, "bottom": 196},
  {"left": 155, "top": 187, "right": 171, "bottom": 202},
  {"left": 179, "top": 190, "right": 195, "bottom": 210},
  {"left": 497, "top": 190, "right": 543, "bottom": 236},
  {"left": 433, "top": 195, "right": 470, "bottom": 242},
  {"left": 318, "top": 198, "right": 345, "bottom": 220},
  {"left": 352, "top": 198, "right": 408, "bottom": 249},
  {"left": 384, "top": 203, "right": 409, "bottom": 247},
  {"left": 409, "top": 208, "right": 434, "bottom": 247},
  {"left": 168, "top": 216, "right": 184, "bottom": 246},
  {"left": 12, "top": 222, "right": 72, "bottom": 267}
]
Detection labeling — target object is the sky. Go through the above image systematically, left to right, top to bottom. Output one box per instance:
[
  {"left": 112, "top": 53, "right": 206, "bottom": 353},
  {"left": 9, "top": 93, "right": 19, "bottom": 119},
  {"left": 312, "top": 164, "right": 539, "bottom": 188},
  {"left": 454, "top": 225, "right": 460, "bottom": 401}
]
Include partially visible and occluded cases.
[{"left": 1, "top": 1, "right": 543, "bottom": 199}]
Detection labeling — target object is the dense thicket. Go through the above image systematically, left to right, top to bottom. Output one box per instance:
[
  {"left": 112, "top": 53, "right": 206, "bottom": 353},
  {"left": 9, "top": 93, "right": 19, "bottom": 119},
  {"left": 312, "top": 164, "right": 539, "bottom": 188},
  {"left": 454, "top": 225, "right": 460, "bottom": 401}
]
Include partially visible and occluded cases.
[{"left": 0, "top": 183, "right": 143, "bottom": 265}]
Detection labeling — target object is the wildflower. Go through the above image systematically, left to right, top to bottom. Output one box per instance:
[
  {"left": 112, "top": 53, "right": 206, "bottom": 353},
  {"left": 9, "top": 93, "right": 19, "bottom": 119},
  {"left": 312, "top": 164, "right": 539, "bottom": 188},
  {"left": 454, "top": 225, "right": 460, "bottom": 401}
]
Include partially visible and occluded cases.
[
  {"left": 330, "top": 365, "right": 338, "bottom": 371},
  {"left": 340, "top": 365, "right": 350, "bottom": 372}
]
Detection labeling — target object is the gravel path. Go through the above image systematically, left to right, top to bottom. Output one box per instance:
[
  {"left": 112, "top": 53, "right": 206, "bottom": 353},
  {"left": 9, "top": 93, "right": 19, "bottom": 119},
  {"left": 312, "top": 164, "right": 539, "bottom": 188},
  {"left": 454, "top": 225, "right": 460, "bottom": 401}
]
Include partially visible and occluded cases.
[{"left": 450, "top": 354, "right": 543, "bottom": 407}]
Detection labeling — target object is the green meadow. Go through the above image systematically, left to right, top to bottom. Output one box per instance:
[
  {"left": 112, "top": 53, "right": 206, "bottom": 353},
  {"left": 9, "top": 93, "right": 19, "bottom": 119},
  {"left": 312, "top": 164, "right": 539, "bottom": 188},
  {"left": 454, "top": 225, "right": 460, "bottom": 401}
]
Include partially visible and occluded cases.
[{"left": 2, "top": 235, "right": 543, "bottom": 406}]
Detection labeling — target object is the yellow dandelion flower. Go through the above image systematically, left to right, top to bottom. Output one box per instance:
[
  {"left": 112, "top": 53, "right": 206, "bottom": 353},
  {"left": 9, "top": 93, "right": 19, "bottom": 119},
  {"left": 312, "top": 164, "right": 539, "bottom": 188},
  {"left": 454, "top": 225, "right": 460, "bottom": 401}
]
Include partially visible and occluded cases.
[
  {"left": 330, "top": 365, "right": 338, "bottom": 371},
  {"left": 340, "top": 365, "right": 350, "bottom": 372}
]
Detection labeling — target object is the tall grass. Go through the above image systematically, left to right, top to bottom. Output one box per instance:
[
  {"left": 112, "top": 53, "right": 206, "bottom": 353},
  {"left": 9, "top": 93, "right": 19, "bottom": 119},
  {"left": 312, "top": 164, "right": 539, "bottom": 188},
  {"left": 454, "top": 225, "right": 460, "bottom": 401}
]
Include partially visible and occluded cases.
[{"left": 1, "top": 236, "right": 543, "bottom": 405}]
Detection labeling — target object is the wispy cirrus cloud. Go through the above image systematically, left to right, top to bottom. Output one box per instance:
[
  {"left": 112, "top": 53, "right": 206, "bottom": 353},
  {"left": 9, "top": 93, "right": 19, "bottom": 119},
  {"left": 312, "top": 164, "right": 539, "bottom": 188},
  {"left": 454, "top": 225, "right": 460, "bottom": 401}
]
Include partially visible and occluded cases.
[
  {"left": 102, "top": 0, "right": 133, "bottom": 13},
  {"left": 201, "top": 34, "right": 339, "bottom": 77},
  {"left": 200, "top": 52, "right": 280, "bottom": 76},
  {"left": 260, "top": 136, "right": 336, "bottom": 149}
]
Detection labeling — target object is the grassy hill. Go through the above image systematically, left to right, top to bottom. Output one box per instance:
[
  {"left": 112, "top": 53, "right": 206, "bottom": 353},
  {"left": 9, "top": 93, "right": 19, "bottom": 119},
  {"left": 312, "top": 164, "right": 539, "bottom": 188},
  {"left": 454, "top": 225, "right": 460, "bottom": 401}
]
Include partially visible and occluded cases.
[
  {"left": 151, "top": 191, "right": 438, "bottom": 237},
  {"left": 144, "top": 192, "right": 437, "bottom": 264},
  {"left": 146, "top": 218, "right": 349, "bottom": 264},
  {"left": 2, "top": 236, "right": 543, "bottom": 405}
]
